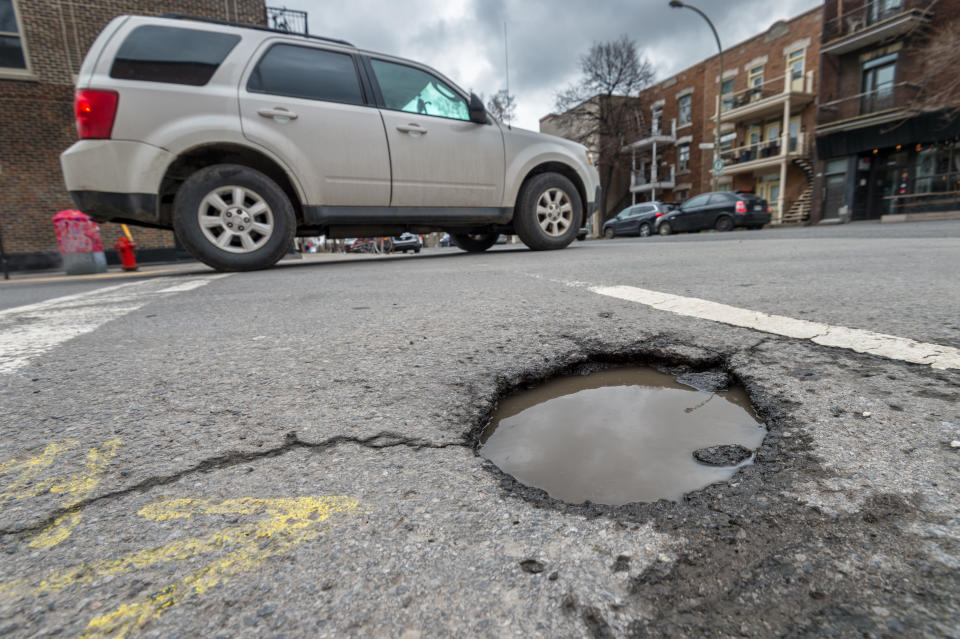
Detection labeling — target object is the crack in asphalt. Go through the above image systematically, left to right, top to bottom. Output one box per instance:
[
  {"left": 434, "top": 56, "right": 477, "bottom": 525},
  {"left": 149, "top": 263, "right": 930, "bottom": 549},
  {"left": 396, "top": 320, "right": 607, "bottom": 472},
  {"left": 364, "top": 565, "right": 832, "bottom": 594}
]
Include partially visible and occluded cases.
[{"left": 0, "top": 431, "right": 466, "bottom": 539}]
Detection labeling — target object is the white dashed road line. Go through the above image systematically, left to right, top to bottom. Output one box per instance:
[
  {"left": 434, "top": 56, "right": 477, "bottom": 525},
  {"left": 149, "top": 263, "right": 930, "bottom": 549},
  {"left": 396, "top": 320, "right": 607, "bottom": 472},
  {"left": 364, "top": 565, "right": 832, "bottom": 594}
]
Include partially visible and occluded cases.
[
  {"left": 0, "top": 274, "right": 230, "bottom": 375},
  {"left": 589, "top": 284, "right": 960, "bottom": 370}
]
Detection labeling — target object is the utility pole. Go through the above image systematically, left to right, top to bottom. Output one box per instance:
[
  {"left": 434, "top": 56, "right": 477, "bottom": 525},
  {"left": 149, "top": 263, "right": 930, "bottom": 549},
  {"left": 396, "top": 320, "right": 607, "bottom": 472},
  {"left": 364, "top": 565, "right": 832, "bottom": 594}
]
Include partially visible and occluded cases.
[{"left": 669, "top": 1, "right": 723, "bottom": 192}]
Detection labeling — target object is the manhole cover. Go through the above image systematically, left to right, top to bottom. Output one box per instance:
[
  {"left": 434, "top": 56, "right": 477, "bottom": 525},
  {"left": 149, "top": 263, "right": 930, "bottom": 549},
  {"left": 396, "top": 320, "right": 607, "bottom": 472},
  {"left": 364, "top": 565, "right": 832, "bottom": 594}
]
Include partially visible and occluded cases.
[{"left": 479, "top": 366, "right": 766, "bottom": 505}]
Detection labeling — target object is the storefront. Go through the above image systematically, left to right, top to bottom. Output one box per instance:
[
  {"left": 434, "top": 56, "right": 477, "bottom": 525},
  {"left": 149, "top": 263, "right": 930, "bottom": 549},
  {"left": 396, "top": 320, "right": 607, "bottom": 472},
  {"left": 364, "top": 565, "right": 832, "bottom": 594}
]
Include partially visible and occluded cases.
[{"left": 816, "top": 110, "right": 960, "bottom": 221}]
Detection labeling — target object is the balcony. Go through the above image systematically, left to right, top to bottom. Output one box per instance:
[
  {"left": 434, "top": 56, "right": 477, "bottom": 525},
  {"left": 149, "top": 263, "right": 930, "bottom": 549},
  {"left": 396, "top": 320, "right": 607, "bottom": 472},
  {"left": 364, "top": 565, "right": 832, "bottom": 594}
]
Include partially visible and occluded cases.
[
  {"left": 822, "top": 1, "right": 931, "bottom": 55},
  {"left": 267, "top": 6, "right": 309, "bottom": 34},
  {"left": 713, "top": 71, "right": 816, "bottom": 123},
  {"left": 817, "top": 82, "right": 921, "bottom": 131},
  {"left": 623, "top": 119, "right": 677, "bottom": 151},
  {"left": 719, "top": 133, "right": 809, "bottom": 175},
  {"left": 630, "top": 165, "right": 676, "bottom": 192}
]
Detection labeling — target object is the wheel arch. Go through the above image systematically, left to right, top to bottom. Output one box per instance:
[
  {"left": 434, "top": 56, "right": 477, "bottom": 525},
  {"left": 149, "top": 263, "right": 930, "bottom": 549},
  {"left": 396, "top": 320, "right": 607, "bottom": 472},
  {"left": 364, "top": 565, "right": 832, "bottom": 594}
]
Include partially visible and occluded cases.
[
  {"left": 159, "top": 143, "right": 305, "bottom": 226},
  {"left": 512, "top": 162, "right": 587, "bottom": 219}
]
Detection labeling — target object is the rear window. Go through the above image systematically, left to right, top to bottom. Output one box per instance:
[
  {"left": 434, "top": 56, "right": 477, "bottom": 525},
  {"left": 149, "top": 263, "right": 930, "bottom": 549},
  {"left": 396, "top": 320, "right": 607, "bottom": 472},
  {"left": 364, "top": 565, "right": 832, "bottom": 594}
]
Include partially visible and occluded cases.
[
  {"left": 110, "top": 25, "right": 240, "bottom": 86},
  {"left": 247, "top": 44, "right": 364, "bottom": 105}
]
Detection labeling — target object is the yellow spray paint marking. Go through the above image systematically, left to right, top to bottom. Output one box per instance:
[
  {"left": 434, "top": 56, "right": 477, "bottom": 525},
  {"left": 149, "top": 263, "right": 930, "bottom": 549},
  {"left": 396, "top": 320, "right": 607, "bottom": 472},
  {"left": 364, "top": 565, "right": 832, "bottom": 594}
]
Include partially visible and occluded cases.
[
  {"left": 0, "top": 439, "right": 123, "bottom": 549},
  {"left": 1, "top": 495, "right": 359, "bottom": 639}
]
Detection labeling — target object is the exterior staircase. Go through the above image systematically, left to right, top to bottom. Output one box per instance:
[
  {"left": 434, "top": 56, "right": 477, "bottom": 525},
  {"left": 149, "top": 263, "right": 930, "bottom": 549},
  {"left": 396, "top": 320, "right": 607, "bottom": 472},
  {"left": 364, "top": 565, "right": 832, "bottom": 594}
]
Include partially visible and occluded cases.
[{"left": 783, "top": 157, "right": 814, "bottom": 224}]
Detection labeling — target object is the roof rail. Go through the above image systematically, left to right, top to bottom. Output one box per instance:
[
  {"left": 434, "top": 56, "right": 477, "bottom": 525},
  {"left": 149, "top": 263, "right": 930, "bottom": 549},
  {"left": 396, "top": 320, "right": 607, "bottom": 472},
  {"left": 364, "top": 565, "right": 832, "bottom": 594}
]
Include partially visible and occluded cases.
[{"left": 158, "top": 13, "right": 355, "bottom": 47}]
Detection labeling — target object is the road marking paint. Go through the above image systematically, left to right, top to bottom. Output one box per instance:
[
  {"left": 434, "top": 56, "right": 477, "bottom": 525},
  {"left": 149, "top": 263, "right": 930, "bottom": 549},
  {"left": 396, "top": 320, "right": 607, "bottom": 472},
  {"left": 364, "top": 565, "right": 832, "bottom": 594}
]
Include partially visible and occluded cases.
[
  {"left": 0, "top": 267, "right": 193, "bottom": 285},
  {"left": 0, "top": 275, "right": 229, "bottom": 374},
  {"left": 590, "top": 284, "right": 960, "bottom": 370},
  {"left": 0, "top": 439, "right": 123, "bottom": 548},
  {"left": 0, "top": 495, "right": 358, "bottom": 638}
]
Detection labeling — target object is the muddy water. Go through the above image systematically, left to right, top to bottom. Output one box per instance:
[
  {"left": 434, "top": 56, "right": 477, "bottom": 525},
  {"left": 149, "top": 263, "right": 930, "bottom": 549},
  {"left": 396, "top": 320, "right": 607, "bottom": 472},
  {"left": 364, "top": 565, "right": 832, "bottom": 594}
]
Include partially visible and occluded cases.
[{"left": 479, "top": 367, "right": 766, "bottom": 505}]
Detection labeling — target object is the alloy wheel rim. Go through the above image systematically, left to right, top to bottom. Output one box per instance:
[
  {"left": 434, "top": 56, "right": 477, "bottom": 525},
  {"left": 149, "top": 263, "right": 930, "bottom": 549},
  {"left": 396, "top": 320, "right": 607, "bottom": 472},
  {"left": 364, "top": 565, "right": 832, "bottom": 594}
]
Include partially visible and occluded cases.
[
  {"left": 197, "top": 185, "right": 274, "bottom": 254},
  {"left": 536, "top": 188, "right": 573, "bottom": 237}
]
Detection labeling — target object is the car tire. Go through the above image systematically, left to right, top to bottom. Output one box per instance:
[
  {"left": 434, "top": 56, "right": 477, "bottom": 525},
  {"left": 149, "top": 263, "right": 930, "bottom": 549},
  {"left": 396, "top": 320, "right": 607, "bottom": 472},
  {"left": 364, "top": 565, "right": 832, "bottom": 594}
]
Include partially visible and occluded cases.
[
  {"left": 173, "top": 164, "right": 296, "bottom": 271},
  {"left": 513, "top": 172, "right": 583, "bottom": 250},
  {"left": 715, "top": 215, "right": 733, "bottom": 232},
  {"left": 658, "top": 222, "right": 672, "bottom": 236},
  {"left": 638, "top": 223, "right": 651, "bottom": 237},
  {"left": 604, "top": 227, "right": 615, "bottom": 239},
  {"left": 450, "top": 232, "right": 499, "bottom": 252},
  {"left": 414, "top": 246, "right": 421, "bottom": 253}
]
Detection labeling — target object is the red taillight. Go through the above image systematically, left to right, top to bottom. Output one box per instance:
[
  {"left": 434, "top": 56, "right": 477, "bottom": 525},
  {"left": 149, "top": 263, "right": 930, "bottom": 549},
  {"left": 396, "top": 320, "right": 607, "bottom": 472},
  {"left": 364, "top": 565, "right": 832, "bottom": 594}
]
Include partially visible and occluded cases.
[
  {"left": 74, "top": 90, "right": 118, "bottom": 139},
  {"left": 735, "top": 200, "right": 747, "bottom": 214},
  {"left": 767, "top": 206, "right": 772, "bottom": 213},
  {"left": 655, "top": 212, "right": 664, "bottom": 218}
]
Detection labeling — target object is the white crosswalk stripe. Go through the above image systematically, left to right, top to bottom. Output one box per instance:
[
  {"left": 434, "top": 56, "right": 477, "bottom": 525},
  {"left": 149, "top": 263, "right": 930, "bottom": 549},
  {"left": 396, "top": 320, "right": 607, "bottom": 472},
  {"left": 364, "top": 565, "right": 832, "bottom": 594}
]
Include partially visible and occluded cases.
[{"left": 0, "top": 275, "right": 229, "bottom": 375}]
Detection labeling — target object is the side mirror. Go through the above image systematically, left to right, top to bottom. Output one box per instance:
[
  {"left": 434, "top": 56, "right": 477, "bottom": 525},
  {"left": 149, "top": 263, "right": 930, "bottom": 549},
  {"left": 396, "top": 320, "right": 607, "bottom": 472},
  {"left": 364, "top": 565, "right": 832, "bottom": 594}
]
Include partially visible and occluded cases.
[{"left": 468, "top": 92, "right": 487, "bottom": 124}]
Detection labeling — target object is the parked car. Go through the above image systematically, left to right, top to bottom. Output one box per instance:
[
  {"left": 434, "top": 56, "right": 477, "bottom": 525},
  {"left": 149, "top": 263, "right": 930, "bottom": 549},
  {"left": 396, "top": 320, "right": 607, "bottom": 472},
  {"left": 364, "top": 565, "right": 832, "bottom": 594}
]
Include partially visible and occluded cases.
[
  {"left": 60, "top": 15, "right": 600, "bottom": 271},
  {"left": 655, "top": 191, "right": 770, "bottom": 236},
  {"left": 602, "top": 201, "right": 673, "bottom": 239},
  {"left": 388, "top": 232, "right": 422, "bottom": 253},
  {"left": 439, "top": 233, "right": 453, "bottom": 247}
]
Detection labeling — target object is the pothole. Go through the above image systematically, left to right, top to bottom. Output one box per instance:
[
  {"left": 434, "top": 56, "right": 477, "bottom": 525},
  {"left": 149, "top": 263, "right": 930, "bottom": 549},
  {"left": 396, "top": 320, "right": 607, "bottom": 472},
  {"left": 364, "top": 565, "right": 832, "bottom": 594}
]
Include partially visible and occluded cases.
[{"left": 478, "top": 366, "right": 766, "bottom": 505}]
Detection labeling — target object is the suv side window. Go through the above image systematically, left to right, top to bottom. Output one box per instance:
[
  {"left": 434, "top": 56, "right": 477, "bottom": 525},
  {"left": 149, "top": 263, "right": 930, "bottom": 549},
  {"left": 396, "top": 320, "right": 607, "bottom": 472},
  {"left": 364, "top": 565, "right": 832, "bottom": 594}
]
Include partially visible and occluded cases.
[
  {"left": 110, "top": 25, "right": 241, "bottom": 86},
  {"left": 247, "top": 44, "right": 364, "bottom": 105},
  {"left": 369, "top": 59, "right": 469, "bottom": 121},
  {"left": 683, "top": 194, "right": 710, "bottom": 209},
  {"left": 707, "top": 194, "right": 732, "bottom": 205},
  {"left": 635, "top": 205, "right": 655, "bottom": 214}
]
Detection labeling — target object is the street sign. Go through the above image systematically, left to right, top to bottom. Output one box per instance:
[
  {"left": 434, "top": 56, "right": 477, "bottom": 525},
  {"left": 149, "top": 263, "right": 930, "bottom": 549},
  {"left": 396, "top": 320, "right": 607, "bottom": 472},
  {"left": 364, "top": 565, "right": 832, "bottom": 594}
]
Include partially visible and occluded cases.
[
  {"left": 699, "top": 143, "right": 715, "bottom": 150},
  {"left": 713, "top": 158, "right": 725, "bottom": 174}
]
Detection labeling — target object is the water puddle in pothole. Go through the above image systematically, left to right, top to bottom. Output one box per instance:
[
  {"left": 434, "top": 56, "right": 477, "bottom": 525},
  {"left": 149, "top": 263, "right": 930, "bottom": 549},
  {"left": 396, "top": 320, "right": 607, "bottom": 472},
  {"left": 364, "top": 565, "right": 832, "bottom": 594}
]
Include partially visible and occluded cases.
[{"left": 479, "top": 366, "right": 766, "bottom": 505}]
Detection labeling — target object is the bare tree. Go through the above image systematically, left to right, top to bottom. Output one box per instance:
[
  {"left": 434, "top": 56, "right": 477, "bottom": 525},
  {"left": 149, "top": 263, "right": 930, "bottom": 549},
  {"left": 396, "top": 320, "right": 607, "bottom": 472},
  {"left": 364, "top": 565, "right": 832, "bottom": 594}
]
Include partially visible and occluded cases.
[
  {"left": 906, "top": 19, "right": 960, "bottom": 116},
  {"left": 554, "top": 36, "right": 655, "bottom": 223},
  {"left": 486, "top": 89, "right": 517, "bottom": 124}
]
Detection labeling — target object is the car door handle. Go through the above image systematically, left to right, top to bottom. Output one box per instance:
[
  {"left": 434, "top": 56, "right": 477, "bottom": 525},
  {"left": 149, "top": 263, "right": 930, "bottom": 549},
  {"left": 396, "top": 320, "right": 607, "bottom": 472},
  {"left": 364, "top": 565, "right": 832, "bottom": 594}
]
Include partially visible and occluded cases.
[
  {"left": 257, "top": 107, "right": 298, "bottom": 121},
  {"left": 396, "top": 123, "right": 427, "bottom": 134}
]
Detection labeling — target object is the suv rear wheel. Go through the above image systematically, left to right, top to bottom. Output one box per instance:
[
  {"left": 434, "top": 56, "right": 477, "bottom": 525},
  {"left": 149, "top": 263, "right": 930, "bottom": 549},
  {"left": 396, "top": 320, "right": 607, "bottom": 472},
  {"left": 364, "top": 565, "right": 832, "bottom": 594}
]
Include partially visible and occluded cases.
[
  {"left": 173, "top": 164, "right": 296, "bottom": 271},
  {"left": 513, "top": 173, "right": 582, "bottom": 250},
  {"left": 450, "top": 232, "right": 498, "bottom": 252}
]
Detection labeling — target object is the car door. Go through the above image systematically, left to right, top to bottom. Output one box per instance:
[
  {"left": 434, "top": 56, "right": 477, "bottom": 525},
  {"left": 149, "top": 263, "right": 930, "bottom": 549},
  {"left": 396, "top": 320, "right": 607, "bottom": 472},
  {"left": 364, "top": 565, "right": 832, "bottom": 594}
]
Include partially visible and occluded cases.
[
  {"left": 239, "top": 41, "right": 391, "bottom": 206},
  {"left": 366, "top": 57, "right": 505, "bottom": 207},
  {"left": 704, "top": 193, "right": 734, "bottom": 227},
  {"left": 674, "top": 194, "right": 710, "bottom": 231},
  {"left": 612, "top": 207, "right": 636, "bottom": 234}
]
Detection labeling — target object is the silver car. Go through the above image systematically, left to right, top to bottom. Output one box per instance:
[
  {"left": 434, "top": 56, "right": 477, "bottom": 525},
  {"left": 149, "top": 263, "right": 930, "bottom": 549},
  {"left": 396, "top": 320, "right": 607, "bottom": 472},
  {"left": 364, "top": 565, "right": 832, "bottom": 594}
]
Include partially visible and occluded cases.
[{"left": 61, "top": 15, "right": 600, "bottom": 270}]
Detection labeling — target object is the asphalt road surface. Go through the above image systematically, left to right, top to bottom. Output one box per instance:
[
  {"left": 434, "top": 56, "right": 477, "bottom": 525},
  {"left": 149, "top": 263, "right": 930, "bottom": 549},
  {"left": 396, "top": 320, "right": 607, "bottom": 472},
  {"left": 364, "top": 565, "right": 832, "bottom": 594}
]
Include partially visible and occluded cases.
[{"left": 1, "top": 221, "right": 958, "bottom": 638}]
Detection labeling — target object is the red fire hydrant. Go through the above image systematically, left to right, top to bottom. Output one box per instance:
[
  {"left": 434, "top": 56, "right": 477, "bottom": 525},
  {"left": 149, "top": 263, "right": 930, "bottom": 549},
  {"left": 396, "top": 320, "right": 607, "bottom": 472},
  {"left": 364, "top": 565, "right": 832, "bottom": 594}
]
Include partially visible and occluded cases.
[{"left": 114, "top": 237, "right": 138, "bottom": 271}]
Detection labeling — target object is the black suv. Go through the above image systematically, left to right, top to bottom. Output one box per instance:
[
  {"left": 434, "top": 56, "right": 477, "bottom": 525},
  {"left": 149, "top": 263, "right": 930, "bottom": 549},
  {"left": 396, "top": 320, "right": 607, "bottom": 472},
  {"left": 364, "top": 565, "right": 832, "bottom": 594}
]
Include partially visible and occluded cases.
[
  {"left": 656, "top": 192, "right": 770, "bottom": 235},
  {"left": 602, "top": 202, "right": 673, "bottom": 239}
]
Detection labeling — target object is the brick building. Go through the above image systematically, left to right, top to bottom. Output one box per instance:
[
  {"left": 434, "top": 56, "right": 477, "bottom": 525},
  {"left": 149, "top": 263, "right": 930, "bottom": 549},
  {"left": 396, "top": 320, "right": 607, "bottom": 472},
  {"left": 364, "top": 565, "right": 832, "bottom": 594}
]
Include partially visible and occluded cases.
[
  {"left": 0, "top": 0, "right": 267, "bottom": 270},
  {"left": 813, "top": 0, "right": 960, "bottom": 222},
  {"left": 625, "top": 6, "right": 823, "bottom": 225}
]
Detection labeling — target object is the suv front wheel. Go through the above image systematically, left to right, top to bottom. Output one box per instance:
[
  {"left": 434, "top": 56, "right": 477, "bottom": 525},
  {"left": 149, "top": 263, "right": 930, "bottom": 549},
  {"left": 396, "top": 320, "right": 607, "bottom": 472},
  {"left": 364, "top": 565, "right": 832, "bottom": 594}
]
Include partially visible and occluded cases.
[
  {"left": 173, "top": 164, "right": 297, "bottom": 271},
  {"left": 513, "top": 173, "right": 582, "bottom": 250}
]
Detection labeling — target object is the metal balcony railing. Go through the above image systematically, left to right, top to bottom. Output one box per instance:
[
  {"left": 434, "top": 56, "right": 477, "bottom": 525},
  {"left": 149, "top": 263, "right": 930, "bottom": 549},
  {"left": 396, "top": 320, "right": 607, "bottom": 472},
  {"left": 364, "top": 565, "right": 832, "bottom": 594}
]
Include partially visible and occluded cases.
[
  {"left": 823, "top": 0, "right": 928, "bottom": 43},
  {"left": 267, "top": 6, "right": 309, "bottom": 35},
  {"left": 719, "top": 70, "right": 816, "bottom": 115},
  {"left": 818, "top": 82, "right": 921, "bottom": 125},
  {"left": 719, "top": 133, "right": 809, "bottom": 167},
  {"left": 631, "top": 165, "right": 676, "bottom": 188}
]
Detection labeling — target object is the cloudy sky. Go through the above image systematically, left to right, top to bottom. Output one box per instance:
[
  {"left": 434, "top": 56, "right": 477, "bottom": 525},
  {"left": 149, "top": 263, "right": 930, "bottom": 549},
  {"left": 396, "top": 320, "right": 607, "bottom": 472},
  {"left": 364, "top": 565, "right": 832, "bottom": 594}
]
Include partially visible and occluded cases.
[{"left": 280, "top": 0, "right": 822, "bottom": 130}]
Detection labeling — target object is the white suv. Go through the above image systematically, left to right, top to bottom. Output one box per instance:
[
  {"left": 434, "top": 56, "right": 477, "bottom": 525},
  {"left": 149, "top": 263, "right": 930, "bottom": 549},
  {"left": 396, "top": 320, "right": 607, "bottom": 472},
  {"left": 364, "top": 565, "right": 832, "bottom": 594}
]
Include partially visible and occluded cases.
[{"left": 60, "top": 15, "right": 600, "bottom": 271}]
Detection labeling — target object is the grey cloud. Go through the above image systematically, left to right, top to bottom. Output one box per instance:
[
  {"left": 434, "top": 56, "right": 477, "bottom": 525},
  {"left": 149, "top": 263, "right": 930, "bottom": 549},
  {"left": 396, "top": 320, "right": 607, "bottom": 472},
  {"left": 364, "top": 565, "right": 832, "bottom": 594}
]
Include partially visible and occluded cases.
[{"left": 286, "top": 0, "right": 821, "bottom": 127}]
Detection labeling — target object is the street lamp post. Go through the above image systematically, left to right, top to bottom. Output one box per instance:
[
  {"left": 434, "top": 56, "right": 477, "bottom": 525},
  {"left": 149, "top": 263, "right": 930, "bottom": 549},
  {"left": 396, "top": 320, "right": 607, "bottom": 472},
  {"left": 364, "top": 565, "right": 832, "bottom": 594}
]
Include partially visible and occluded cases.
[{"left": 668, "top": 0, "right": 723, "bottom": 192}]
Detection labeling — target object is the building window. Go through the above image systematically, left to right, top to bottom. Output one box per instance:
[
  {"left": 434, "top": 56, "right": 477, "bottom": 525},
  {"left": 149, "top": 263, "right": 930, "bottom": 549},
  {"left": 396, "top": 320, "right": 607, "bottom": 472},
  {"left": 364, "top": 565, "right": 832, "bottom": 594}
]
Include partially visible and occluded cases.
[
  {"left": 0, "top": 0, "right": 28, "bottom": 72},
  {"left": 869, "top": 0, "right": 903, "bottom": 25},
  {"left": 787, "top": 49, "right": 805, "bottom": 92},
  {"left": 861, "top": 52, "right": 897, "bottom": 114},
  {"left": 748, "top": 65, "right": 764, "bottom": 87},
  {"left": 720, "top": 78, "right": 734, "bottom": 112},
  {"left": 678, "top": 94, "right": 691, "bottom": 126},
  {"left": 651, "top": 104, "right": 662, "bottom": 135},
  {"left": 719, "top": 132, "right": 736, "bottom": 157},
  {"left": 677, "top": 143, "right": 690, "bottom": 172}
]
